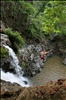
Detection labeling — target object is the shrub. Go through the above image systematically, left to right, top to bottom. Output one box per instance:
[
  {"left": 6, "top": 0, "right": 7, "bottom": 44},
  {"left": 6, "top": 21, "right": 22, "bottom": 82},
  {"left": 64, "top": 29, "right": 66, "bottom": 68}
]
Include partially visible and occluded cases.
[{"left": 5, "top": 28, "right": 25, "bottom": 47}]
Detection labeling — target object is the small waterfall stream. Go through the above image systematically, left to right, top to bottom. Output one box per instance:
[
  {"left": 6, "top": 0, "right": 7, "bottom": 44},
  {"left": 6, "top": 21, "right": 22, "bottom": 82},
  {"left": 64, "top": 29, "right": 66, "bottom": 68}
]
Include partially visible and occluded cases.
[
  {"left": 1, "top": 45, "right": 31, "bottom": 87},
  {"left": 3, "top": 45, "right": 23, "bottom": 76}
]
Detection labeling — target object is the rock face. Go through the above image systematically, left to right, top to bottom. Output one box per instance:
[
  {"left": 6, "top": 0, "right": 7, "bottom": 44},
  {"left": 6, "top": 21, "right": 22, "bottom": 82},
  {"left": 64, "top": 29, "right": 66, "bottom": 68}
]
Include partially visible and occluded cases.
[
  {"left": 0, "top": 21, "right": 11, "bottom": 46},
  {"left": 0, "top": 21, "right": 14, "bottom": 73},
  {"left": 0, "top": 24, "right": 14, "bottom": 73},
  {"left": 0, "top": 34, "right": 11, "bottom": 46},
  {"left": 0, "top": 34, "right": 14, "bottom": 73},
  {"left": 53, "top": 36, "right": 66, "bottom": 58},
  {"left": 56, "top": 41, "right": 66, "bottom": 65},
  {"left": 19, "top": 44, "right": 53, "bottom": 76},
  {"left": 0, "top": 45, "right": 16, "bottom": 73},
  {"left": 0, "top": 46, "right": 10, "bottom": 73},
  {"left": 62, "top": 58, "right": 66, "bottom": 65},
  {"left": 1, "top": 79, "right": 66, "bottom": 100}
]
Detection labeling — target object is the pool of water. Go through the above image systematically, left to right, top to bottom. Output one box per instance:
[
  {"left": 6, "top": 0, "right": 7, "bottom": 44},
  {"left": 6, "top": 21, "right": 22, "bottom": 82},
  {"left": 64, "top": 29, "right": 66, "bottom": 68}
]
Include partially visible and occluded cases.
[{"left": 31, "top": 55, "right": 66, "bottom": 86}]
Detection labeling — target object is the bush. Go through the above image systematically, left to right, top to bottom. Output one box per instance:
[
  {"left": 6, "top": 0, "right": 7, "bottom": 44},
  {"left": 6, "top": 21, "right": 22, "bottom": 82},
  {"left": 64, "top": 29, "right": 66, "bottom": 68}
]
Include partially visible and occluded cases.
[{"left": 5, "top": 28, "right": 25, "bottom": 47}]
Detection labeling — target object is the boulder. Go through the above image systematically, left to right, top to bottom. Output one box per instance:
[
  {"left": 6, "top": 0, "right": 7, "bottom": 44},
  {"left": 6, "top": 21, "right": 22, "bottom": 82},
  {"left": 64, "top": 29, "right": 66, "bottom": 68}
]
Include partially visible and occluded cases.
[{"left": 19, "top": 44, "right": 53, "bottom": 76}]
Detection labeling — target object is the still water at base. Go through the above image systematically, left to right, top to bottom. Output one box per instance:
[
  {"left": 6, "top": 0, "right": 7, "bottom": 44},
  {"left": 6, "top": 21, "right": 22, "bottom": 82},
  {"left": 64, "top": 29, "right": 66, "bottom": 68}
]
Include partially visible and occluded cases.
[{"left": 31, "top": 55, "right": 66, "bottom": 86}]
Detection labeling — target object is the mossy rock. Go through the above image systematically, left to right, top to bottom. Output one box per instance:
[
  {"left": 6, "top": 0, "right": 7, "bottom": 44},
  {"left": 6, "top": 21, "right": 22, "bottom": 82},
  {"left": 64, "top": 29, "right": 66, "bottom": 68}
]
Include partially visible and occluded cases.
[
  {"left": 0, "top": 46, "right": 9, "bottom": 59},
  {"left": 20, "top": 61, "right": 27, "bottom": 68}
]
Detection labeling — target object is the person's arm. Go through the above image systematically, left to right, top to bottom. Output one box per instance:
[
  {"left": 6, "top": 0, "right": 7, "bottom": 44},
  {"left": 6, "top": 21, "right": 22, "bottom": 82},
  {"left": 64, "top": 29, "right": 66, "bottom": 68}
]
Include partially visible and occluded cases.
[{"left": 44, "top": 51, "right": 49, "bottom": 54}]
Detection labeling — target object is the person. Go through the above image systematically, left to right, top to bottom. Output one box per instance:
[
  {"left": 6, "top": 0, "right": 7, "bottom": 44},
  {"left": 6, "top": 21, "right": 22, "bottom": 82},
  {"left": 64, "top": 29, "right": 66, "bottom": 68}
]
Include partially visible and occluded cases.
[{"left": 40, "top": 50, "right": 49, "bottom": 62}]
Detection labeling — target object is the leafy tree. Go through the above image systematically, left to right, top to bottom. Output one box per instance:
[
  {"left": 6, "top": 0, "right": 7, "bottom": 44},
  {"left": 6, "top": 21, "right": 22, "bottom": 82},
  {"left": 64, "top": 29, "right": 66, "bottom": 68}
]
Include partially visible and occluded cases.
[
  {"left": 2, "top": 0, "right": 66, "bottom": 44},
  {"left": 1, "top": 1, "right": 35, "bottom": 37},
  {"left": 1, "top": 1, "right": 47, "bottom": 42},
  {"left": 33, "top": 1, "right": 49, "bottom": 18},
  {"left": 42, "top": 1, "right": 66, "bottom": 36}
]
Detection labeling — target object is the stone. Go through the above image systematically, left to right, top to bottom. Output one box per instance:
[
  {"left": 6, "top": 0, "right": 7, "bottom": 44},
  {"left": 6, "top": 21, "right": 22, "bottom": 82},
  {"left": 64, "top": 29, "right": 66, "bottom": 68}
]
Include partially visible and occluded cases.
[
  {"left": 0, "top": 34, "right": 11, "bottom": 46},
  {"left": 19, "top": 44, "right": 53, "bottom": 76},
  {"left": 62, "top": 58, "right": 66, "bottom": 65},
  {"left": 1, "top": 79, "right": 66, "bottom": 100}
]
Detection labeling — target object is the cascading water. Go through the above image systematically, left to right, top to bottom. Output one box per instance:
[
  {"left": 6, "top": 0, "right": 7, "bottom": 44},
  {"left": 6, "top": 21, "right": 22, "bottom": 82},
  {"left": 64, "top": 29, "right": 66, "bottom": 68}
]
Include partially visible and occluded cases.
[
  {"left": 1, "top": 45, "right": 32, "bottom": 87},
  {"left": 3, "top": 45, "right": 23, "bottom": 76}
]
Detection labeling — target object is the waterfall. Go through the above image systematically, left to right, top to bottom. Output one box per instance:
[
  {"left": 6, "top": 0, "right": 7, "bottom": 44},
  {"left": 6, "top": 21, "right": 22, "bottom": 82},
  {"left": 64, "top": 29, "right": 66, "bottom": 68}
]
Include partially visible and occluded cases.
[
  {"left": 1, "top": 45, "right": 32, "bottom": 87},
  {"left": 3, "top": 45, "right": 23, "bottom": 76},
  {"left": 1, "top": 69, "right": 29, "bottom": 87}
]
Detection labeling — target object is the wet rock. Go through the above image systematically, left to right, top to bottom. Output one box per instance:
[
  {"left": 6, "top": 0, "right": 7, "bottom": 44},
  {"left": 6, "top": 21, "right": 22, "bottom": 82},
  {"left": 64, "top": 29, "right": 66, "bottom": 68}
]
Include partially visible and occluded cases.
[
  {"left": 0, "top": 21, "right": 11, "bottom": 46},
  {"left": 0, "top": 22, "right": 14, "bottom": 73},
  {"left": 0, "top": 33, "right": 16, "bottom": 74},
  {"left": 0, "top": 34, "right": 11, "bottom": 46},
  {"left": 19, "top": 44, "right": 52, "bottom": 76},
  {"left": 0, "top": 45, "right": 11, "bottom": 72},
  {"left": 0, "top": 45, "right": 16, "bottom": 74},
  {"left": 62, "top": 58, "right": 66, "bottom": 65},
  {"left": 39, "top": 60, "right": 44, "bottom": 68},
  {"left": 23, "top": 81, "right": 28, "bottom": 85}
]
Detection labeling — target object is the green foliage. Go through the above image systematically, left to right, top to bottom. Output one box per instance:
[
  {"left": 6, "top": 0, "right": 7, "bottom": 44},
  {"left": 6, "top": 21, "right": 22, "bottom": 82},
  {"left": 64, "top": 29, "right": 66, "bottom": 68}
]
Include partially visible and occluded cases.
[
  {"left": 1, "top": 1, "right": 45, "bottom": 42},
  {"left": 1, "top": 1, "right": 35, "bottom": 38},
  {"left": 2, "top": 1, "right": 66, "bottom": 43},
  {"left": 22, "top": 1, "right": 35, "bottom": 15},
  {"left": 33, "top": 1, "right": 49, "bottom": 18},
  {"left": 42, "top": 1, "right": 66, "bottom": 35},
  {"left": 28, "top": 17, "right": 42, "bottom": 38},
  {"left": 5, "top": 28, "right": 25, "bottom": 47},
  {"left": 0, "top": 46, "right": 8, "bottom": 59}
]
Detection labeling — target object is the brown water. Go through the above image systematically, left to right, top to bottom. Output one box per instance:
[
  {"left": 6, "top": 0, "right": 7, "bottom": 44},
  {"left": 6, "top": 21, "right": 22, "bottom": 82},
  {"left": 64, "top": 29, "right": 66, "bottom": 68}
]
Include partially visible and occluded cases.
[{"left": 31, "top": 55, "right": 66, "bottom": 86}]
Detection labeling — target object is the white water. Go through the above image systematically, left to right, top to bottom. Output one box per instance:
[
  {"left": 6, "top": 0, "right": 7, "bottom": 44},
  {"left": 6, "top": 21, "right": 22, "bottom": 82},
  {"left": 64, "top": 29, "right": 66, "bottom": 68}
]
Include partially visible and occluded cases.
[
  {"left": 1, "top": 45, "right": 31, "bottom": 87},
  {"left": 3, "top": 45, "right": 23, "bottom": 76},
  {"left": 1, "top": 69, "right": 29, "bottom": 87}
]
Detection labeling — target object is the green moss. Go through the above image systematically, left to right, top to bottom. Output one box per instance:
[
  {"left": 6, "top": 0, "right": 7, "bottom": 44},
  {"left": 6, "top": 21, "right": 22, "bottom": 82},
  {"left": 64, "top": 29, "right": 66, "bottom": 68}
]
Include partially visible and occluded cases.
[
  {"left": 4, "top": 28, "right": 25, "bottom": 54},
  {"left": 5, "top": 28, "right": 25, "bottom": 47},
  {"left": 0, "top": 46, "right": 8, "bottom": 59}
]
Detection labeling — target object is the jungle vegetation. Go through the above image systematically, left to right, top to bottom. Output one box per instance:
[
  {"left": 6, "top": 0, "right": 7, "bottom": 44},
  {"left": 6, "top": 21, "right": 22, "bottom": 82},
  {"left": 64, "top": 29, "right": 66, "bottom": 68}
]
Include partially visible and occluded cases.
[{"left": 1, "top": 1, "right": 66, "bottom": 46}]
